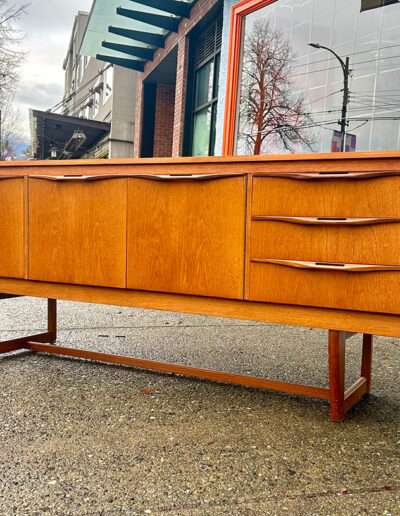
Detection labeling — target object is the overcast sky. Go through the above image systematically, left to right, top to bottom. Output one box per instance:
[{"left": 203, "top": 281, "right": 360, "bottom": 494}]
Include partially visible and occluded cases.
[{"left": 14, "top": 0, "right": 94, "bottom": 140}]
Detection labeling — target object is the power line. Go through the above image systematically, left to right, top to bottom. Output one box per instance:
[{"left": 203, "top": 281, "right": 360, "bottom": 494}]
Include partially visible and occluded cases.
[
  {"left": 290, "top": 43, "right": 400, "bottom": 70},
  {"left": 287, "top": 54, "right": 400, "bottom": 80},
  {"left": 51, "top": 64, "right": 111, "bottom": 113},
  {"left": 52, "top": 65, "right": 109, "bottom": 112},
  {"left": 302, "top": 89, "right": 342, "bottom": 107},
  {"left": 352, "top": 89, "right": 400, "bottom": 93},
  {"left": 60, "top": 90, "right": 94, "bottom": 117},
  {"left": 351, "top": 92, "right": 400, "bottom": 98},
  {"left": 239, "top": 115, "right": 400, "bottom": 140}
]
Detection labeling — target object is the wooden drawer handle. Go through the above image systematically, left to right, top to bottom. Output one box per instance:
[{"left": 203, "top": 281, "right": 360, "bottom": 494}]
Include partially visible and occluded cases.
[
  {"left": 253, "top": 171, "right": 400, "bottom": 180},
  {"left": 30, "top": 173, "right": 243, "bottom": 182},
  {"left": 129, "top": 173, "right": 243, "bottom": 181},
  {"left": 30, "top": 174, "right": 127, "bottom": 182},
  {"left": 0, "top": 175, "right": 22, "bottom": 180},
  {"left": 252, "top": 216, "right": 400, "bottom": 225},
  {"left": 251, "top": 258, "right": 400, "bottom": 272}
]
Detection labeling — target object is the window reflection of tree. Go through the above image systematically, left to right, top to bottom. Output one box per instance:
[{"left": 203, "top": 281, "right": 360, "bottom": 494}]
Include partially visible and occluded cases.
[{"left": 238, "top": 20, "right": 315, "bottom": 155}]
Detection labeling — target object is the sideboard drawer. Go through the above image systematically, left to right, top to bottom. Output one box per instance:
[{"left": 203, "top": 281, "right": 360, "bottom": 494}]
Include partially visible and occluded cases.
[
  {"left": 252, "top": 173, "right": 400, "bottom": 217},
  {"left": 127, "top": 175, "right": 246, "bottom": 298},
  {"left": 0, "top": 177, "right": 25, "bottom": 279},
  {"left": 29, "top": 177, "right": 127, "bottom": 288},
  {"left": 250, "top": 220, "right": 400, "bottom": 265},
  {"left": 248, "top": 261, "right": 400, "bottom": 314}
]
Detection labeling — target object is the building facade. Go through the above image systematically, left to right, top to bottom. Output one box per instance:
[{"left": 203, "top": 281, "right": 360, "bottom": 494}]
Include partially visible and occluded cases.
[
  {"left": 78, "top": 0, "right": 400, "bottom": 158},
  {"left": 31, "top": 11, "right": 137, "bottom": 160}
]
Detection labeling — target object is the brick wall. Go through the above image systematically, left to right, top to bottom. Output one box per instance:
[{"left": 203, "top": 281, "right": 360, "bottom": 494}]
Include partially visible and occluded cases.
[
  {"left": 133, "top": 0, "right": 220, "bottom": 157},
  {"left": 172, "top": 37, "right": 190, "bottom": 156},
  {"left": 153, "top": 84, "right": 176, "bottom": 157}
]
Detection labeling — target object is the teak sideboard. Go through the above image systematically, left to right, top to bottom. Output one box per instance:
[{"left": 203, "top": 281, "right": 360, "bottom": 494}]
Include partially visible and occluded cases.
[{"left": 1, "top": 151, "right": 400, "bottom": 421}]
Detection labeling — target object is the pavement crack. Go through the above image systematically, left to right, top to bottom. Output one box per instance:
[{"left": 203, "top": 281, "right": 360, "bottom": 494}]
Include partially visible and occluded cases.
[
  {"left": 0, "top": 324, "right": 266, "bottom": 332},
  {"left": 159, "top": 485, "right": 399, "bottom": 513}
]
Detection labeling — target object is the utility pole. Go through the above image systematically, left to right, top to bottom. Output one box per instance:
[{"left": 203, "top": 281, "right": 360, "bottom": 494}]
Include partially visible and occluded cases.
[
  {"left": 309, "top": 43, "right": 351, "bottom": 152},
  {"left": 340, "top": 56, "right": 350, "bottom": 152}
]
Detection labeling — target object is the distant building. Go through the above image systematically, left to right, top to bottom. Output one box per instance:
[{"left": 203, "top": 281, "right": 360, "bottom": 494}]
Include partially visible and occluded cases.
[
  {"left": 79, "top": 0, "right": 400, "bottom": 158},
  {"left": 30, "top": 11, "right": 137, "bottom": 160}
]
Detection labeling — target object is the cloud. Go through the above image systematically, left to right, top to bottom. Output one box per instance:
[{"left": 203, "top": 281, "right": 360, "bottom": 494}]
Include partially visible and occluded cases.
[
  {"left": 18, "top": 0, "right": 92, "bottom": 34},
  {"left": 15, "top": 81, "right": 63, "bottom": 107}
]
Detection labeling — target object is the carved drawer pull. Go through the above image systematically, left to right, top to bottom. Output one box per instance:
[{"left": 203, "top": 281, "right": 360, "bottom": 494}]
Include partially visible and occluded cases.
[
  {"left": 253, "top": 171, "right": 400, "bottom": 180},
  {"left": 30, "top": 173, "right": 243, "bottom": 182},
  {"left": 130, "top": 173, "right": 243, "bottom": 181},
  {"left": 30, "top": 174, "right": 128, "bottom": 182},
  {"left": 0, "top": 175, "right": 22, "bottom": 180},
  {"left": 252, "top": 216, "right": 400, "bottom": 225},
  {"left": 251, "top": 258, "right": 400, "bottom": 272}
]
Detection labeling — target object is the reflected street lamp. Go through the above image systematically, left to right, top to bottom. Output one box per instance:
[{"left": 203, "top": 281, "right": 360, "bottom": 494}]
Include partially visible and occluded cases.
[{"left": 308, "top": 43, "right": 350, "bottom": 152}]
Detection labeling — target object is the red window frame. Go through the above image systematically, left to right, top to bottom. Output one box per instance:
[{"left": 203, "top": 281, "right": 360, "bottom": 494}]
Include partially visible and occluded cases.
[{"left": 222, "top": 0, "right": 278, "bottom": 155}]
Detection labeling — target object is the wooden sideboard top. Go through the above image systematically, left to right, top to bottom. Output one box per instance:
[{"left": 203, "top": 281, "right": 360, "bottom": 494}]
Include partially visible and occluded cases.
[{"left": 1, "top": 150, "right": 400, "bottom": 176}]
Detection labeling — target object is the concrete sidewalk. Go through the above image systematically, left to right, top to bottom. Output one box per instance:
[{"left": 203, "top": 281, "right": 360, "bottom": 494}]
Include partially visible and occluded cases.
[{"left": 0, "top": 297, "right": 399, "bottom": 515}]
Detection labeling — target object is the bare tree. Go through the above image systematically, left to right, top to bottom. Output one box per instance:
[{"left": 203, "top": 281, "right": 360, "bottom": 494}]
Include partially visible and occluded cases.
[
  {"left": 0, "top": 1, "right": 28, "bottom": 104},
  {"left": 0, "top": 1, "right": 28, "bottom": 159},
  {"left": 238, "top": 19, "right": 315, "bottom": 155},
  {"left": 0, "top": 101, "right": 25, "bottom": 159}
]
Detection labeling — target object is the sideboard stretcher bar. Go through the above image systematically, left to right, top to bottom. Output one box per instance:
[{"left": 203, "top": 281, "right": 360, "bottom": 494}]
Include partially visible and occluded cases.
[{"left": 1, "top": 151, "right": 400, "bottom": 422}]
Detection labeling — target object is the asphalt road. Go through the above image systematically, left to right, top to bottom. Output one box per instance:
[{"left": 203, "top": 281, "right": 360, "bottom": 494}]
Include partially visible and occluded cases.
[{"left": 0, "top": 297, "right": 399, "bottom": 515}]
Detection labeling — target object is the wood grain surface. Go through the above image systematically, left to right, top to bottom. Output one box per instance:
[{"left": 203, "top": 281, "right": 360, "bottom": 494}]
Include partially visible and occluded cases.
[
  {"left": 1, "top": 151, "right": 400, "bottom": 177},
  {"left": 252, "top": 175, "right": 400, "bottom": 217},
  {"left": 127, "top": 176, "right": 246, "bottom": 298},
  {"left": 0, "top": 178, "right": 25, "bottom": 279},
  {"left": 28, "top": 178, "right": 128, "bottom": 288},
  {"left": 250, "top": 220, "right": 400, "bottom": 265},
  {"left": 250, "top": 259, "right": 400, "bottom": 271},
  {"left": 248, "top": 262, "right": 400, "bottom": 314},
  {"left": 1, "top": 277, "right": 400, "bottom": 337}
]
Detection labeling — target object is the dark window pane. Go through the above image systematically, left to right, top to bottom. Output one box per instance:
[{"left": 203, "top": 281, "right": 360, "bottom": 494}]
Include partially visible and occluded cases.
[
  {"left": 361, "top": 0, "right": 399, "bottom": 12},
  {"left": 213, "top": 53, "right": 220, "bottom": 98},
  {"left": 195, "top": 61, "right": 214, "bottom": 108},
  {"left": 209, "top": 103, "right": 218, "bottom": 156},
  {"left": 192, "top": 106, "right": 212, "bottom": 156}
]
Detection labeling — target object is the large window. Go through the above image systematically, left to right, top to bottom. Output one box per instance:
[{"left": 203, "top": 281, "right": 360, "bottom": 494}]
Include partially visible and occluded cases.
[
  {"left": 223, "top": 0, "right": 400, "bottom": 155},
  {"left": 191, "top": 19, "right": 222, "bottom": 156}
]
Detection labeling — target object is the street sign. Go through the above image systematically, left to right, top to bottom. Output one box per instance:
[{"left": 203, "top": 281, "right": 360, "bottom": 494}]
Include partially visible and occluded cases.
[
  {"left": 331, "top": 131, "right": 357, "bottom": 152},
  {"left": 345, "top": 133, "right": 357, "bottom": 152}
]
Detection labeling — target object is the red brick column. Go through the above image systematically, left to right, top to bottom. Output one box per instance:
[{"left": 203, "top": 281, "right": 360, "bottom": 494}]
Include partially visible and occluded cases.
[
  {"left": 133, "top": 0, "right": 219, "bottom": 157},
  {"left": 172, "top": 36, "right": 190, "bottom": 157},
  {"left": 133, "top": 72, "right": 144, "bottom": 158},
  {"left": 153, "top": 85, "right": 175, "bottom": 157}
]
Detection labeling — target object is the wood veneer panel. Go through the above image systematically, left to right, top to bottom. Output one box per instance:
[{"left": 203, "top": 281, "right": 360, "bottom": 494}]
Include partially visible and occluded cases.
[
  {"left": 3, "top": 152, "right": 400, "bottom": 178},
  {"left": 252, "top": 175, "right": 400, "bottom": 217},
  {"left": 127, "top": 176, "right": 246, "bottom": 299},
  {"left": 0, "top": 178, "right": 25, "bottom": 278},
  {"left": 28, "top": 178, "right": 127, "bottom": 288},
  {"left": 250, "top": 221, "right": 400, "bottom": 265},
  {"left": 248, "top": 262, "right": 400, "bottom": 314},
  {"left": 1, "top": 277, "right": 400, "bottom": 337}
]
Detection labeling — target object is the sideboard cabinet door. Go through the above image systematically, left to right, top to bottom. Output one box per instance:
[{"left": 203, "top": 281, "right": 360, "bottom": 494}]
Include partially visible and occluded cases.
[
  {"left": 127, "top": 175, "right": 246, "bottom": 299},
  {"left": 0, "top": 177, "right": 25, "bottom": 279},
  {"left": 28, "top": 177, "right": 127, "bottom": 288}
]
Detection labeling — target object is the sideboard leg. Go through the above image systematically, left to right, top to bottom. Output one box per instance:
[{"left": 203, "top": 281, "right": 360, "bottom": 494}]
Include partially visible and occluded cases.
[
  {"left": 47, "top": 299, "right": 57, "bottom": 344},
  {"left": 328, "top": 330, "right": 346, "bottom": 422},
  {"left": 361, "top": 334, "right": 373, "bottom": 393}
]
